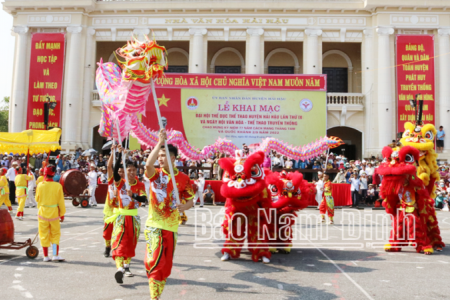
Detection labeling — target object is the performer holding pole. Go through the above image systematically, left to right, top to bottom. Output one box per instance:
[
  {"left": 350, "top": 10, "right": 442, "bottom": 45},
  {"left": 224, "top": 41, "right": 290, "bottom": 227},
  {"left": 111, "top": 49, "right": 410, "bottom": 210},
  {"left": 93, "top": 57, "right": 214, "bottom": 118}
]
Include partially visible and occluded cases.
[
  {"left": 144, "top": 129, "right": 195, "bottom": 300},
  {"left": 106, "top": 144, "right": 147, "bottom": 284},
  {"left": 36, "top": 165, "right": 66, "bottom": 262}
]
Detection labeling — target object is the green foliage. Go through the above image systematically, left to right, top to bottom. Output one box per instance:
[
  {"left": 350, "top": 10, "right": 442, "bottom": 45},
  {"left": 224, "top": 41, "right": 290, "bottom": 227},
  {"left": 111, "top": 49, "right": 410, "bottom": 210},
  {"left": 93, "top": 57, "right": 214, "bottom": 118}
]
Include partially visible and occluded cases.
[
  {"left": 3, "top": 96, "right": 9, "bottom": 103},
  {"left": 0, "top": 110, "right": 8, "bottom": 132}
]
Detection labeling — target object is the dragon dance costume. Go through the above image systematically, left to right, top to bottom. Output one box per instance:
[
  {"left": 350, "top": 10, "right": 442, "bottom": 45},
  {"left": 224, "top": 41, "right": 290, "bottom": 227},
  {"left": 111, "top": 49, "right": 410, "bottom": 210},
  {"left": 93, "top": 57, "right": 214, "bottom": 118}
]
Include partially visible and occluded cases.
[
  {"left": 144, "top": 168, "right": 194, "bottom": 300},
  {"left": 102, "top": 175, "right": 115, "bottom": 257}
]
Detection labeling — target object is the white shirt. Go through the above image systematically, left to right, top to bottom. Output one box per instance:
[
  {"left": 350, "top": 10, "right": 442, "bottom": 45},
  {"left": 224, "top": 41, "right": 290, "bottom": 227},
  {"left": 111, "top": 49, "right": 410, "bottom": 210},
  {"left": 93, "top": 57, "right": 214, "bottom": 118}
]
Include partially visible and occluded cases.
[
  {"left": 285, "top": 160, "right": 293, "bottom": 168},
  {"left": 6, "top": 167, "right": 17, "bottom": 181},
  {"left": 365, "top": 167, "right": 374, "bottom": 176},
  {"left": 87, "top": 171, "right": 98, "bottom": 187},
  {"left": 27, "top": 173, "right": 36, "bottom": 189},
  {"left": 196, "top": 177, "right": 205, "bottom": 192},
  {"left": 350, "top": 178, "right": 360, "bottom": 191}
]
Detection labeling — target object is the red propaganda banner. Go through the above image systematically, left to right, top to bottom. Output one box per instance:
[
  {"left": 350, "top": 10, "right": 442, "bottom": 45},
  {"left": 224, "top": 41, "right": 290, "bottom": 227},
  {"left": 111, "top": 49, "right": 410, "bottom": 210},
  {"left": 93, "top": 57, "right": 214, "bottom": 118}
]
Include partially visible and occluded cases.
[
  {"left": 26, "top": 33, "right": 65, "bottom": 130},
  {"left": 396, "top": 35, "right": 435, "bottom": 133},
  {"left": 154, "top": 73, "right": 327, "bottom": 91}
]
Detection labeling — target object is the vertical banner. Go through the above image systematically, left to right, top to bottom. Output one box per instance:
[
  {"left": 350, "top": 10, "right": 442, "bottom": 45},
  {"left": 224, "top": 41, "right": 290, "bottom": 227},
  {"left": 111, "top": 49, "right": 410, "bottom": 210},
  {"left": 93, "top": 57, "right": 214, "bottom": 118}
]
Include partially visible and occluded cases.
[
  {"left": 27, "top": 33, "right": 65, "bottom": 129},
  {"left": 396, "top": 35, "right": 435, "bottom": 133}
]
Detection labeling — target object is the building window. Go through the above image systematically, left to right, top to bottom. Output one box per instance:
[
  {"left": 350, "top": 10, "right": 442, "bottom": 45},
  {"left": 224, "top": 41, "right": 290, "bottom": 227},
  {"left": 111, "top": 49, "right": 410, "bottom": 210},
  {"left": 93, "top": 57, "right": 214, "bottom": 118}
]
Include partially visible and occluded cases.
[
  {"left": 166, "top": 66, "right": 188, "bottom": 73},
  {"left": 215, "top": 66, "right": 241, "bottom": 73},
  {"left": 268, "top": 66, "right": 295, "bottom": 74},
  {"left": 322, "top": 67, "right": 348, "bottom": 93}
]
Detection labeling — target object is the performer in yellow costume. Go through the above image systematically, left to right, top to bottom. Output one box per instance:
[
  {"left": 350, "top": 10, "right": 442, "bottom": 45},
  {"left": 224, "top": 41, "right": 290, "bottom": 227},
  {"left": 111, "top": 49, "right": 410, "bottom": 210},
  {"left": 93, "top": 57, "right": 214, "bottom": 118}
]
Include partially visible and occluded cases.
[
  {"left": 36, "top": 165, "right": 66, "bottom": 262},
  {"left": 0, "top": 168, "right": 12, "bottom": 213},
  {"left": 15, "top": 168, "right": 33, "bottom": 220},
  {"left": 36, "top": 168, "right": 44, "bottom": 187}
]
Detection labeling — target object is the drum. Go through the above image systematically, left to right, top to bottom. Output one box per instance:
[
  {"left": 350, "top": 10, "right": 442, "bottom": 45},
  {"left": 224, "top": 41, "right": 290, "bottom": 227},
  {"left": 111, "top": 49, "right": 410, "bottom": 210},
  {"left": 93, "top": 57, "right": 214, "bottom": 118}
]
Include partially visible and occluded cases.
[
  {"left": 60, "top": 169, "right": 87, "bottom": 196},
  {"left": 0, "top": 209, "right": 14, "bottom": 245}
]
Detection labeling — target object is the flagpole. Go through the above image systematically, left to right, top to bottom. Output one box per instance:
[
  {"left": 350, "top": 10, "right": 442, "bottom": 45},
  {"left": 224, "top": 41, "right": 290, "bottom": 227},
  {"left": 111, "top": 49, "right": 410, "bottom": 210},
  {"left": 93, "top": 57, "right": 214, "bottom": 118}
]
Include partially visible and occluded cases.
[
  {"left": 151, "top": 78, "right": 180, "bottom": 205},
  {"left": 115, "top": 118, "right": 130, "bottom": 189}
]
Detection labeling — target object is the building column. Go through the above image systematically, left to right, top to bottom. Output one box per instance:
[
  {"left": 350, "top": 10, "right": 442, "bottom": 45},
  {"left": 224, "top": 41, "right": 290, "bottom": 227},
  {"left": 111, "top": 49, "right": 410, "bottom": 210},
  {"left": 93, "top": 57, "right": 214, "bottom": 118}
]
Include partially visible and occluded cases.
[
  {"left": 10, "top": 26, "right": 29, "bottom": 133},
  {"left": 63, "top": 26, "right": 83, "bottom": 149},
  {"left": 375, "top": 26, "right": 394, "bottom": 148},
  {"left": 81, "top": 28, "right": 96, "bottom": 148},
  {"left": 188, "top": 28, "right": 207, "bottom": 73},
  {"left": 246, "top": 28, "right": 264, "bottom": 74},
  {"left": 363, "top": 28, "right": 374, "bottom": 155},
  {"left": 438, "top": 28, "right": 450, "bottom": 142},
  {"left": 304, "top": 29, "right": 322, "bottom": 74}
]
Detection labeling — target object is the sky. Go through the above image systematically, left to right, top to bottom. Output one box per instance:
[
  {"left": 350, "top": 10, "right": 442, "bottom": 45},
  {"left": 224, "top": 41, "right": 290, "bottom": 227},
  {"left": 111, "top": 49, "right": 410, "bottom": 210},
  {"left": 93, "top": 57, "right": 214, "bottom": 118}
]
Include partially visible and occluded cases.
[{"left": 0, "top": 1, "right": 16, "bottom": 103}]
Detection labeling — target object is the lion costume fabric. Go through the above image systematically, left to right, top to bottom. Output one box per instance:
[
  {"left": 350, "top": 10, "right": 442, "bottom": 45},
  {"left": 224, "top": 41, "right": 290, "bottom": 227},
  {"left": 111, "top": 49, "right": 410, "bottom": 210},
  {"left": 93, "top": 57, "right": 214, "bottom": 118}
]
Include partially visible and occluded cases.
[
  {"left": 399, "top": 122, "right": 443, "bottom": 249},
  {"left": 378, "top": 146, "right": 444, "bottom": 254},
  {"left": 220, "top": 151, "right": 272, "bottom": 262},
  {"left": 266, "top": 171, "right": 310, "bottom": 254}
]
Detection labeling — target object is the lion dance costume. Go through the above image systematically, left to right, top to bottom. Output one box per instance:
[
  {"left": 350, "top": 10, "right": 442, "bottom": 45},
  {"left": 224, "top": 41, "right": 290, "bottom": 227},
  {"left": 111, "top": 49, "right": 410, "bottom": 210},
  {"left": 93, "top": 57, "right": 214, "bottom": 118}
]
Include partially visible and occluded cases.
[
  {"left": 399, "top": 122, "right": 444, "bottom": 249},
  {"left": 378, "top": 146, "right": 444, "bottom": 254},
  {"left": 220, "top": 150, "right": 272, "bottom": 263},
  {"left": 266, "top": 171, "right": 310, "bottom": 254}
]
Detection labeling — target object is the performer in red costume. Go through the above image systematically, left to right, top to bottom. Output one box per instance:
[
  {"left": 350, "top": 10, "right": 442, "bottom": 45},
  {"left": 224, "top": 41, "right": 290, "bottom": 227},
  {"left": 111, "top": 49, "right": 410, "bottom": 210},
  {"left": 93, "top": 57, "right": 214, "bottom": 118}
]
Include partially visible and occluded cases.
[
  {"left": 106, "top": 145, "right": 147, "bottom": 283},
  {"left": 378, "top": 145, "right": 444, "bottom": 254},
  {"left": 103, "top": 146, "right": 125, "bottom": 258},
  {"left": 220, "top": 150, "right": 272, "bottom": 263},
  {"left": 266, "top": 171, "right": 310, "bottom": 254},
  {"left": 318, "top": 174, "right": 334, "bottom": 224}
]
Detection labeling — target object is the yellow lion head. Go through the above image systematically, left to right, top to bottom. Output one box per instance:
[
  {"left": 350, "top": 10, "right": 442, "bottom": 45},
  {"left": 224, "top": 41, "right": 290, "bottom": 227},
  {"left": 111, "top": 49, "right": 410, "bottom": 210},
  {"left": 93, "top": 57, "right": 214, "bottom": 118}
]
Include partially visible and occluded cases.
[{"left": 400, "top": 122, "right": 437, "bottom": 160}]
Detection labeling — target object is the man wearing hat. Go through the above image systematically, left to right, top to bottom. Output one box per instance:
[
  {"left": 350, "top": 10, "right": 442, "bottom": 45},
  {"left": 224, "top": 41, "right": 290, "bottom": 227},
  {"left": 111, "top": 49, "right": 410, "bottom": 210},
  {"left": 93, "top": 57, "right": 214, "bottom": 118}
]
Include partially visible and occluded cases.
[
  {"left": 87, "top": 164, "right": 98, "bottom": 207},
  {"left": 15, "top": 167, "right": 33, "bottom": 220}
]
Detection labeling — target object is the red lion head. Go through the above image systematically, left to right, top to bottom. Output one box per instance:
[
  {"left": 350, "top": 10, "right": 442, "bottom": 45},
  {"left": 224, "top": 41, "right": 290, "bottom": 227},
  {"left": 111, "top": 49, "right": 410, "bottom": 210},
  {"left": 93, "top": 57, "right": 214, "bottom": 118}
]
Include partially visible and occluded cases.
[
  {"left": 377, "top": 146, "right": 423, "bottom": 212},
  {"left": 219, "top": 151, "right": 267, "bottom": 206},
  {"left": 266, "top": 171, "right": 309, "bottom": 213}
]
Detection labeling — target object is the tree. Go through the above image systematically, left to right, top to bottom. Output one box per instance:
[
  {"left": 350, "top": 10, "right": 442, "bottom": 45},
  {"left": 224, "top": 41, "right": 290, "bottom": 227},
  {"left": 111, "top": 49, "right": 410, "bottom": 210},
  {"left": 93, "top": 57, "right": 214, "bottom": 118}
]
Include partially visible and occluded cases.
[{"left": 0, "top": 96, "right": 9, "bottom": 132}]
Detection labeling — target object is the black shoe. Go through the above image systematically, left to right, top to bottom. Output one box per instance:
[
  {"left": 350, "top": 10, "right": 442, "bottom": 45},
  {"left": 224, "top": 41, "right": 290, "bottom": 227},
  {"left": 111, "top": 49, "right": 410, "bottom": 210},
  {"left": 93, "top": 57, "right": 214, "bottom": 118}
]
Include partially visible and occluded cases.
[
  {"left": 104, "top": 246, "right": 111, "bottom": 257},
  {"left": 124, "top": 267, "right": 133, "bottom": 277},
  {"left": 115, "top": 270, "right": 124, "bottom": 284}
]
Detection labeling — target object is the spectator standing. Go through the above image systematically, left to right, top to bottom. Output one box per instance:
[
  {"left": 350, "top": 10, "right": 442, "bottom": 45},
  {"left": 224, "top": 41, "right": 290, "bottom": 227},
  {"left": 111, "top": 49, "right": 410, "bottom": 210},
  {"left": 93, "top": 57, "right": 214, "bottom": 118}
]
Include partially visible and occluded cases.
[
  {"left": 437, "top": 126, "right": 445, "bottom": 153},
  {"left": 34, "top": 154, "right": 43, "bottom": 171},
  {"left": 6, "top": 161, "right": 19, "bottom": 204},
  {"left": 87, "top": 164, "right": 98, "bottom": 207},
  {"left": 25, "top": 170, "right": 37, "bottom": 208},
  {"left": 194, "top": 171, "right": 206, "bottom": 207},
  {"left": 315, "top": 172, "right": 324, "bottom": 209},
  {"left": 360, "top": 173, "right": 368, "bottom": 204},
  {"left": 350, "top": 174, "right": 360, "bottom": 208}
]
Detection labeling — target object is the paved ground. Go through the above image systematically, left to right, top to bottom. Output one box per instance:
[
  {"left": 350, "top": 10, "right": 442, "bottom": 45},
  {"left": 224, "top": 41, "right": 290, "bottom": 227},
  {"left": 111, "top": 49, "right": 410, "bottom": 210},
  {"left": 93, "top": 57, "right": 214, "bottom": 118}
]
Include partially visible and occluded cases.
[{"left": 1, "top": 203, "right": 450, "bottom": 300}]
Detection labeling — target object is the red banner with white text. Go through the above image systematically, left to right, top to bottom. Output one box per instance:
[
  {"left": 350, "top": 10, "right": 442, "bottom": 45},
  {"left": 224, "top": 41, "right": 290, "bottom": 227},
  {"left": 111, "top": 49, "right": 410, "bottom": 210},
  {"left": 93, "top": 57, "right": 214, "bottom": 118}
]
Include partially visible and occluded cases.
[
  {"left": 26, "top": 33, "right": 65, "bottom": 130},
  {"left": 396, "top": 35, "right": 435, "bottom": 133}
]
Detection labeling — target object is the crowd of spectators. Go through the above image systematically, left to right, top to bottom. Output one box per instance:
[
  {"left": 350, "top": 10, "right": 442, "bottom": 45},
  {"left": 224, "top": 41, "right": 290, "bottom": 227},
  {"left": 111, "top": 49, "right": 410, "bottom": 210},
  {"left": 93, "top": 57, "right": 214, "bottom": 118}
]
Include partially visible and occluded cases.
[{"left": 1, "top": 144, "right": 449, "bottom": 211}]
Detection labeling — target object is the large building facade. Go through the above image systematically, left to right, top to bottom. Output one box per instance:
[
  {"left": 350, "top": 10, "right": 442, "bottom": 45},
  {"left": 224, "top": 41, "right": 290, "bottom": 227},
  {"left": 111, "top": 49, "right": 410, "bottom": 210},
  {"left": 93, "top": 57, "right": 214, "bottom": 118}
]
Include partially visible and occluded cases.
[{"left": 3, "top": 0, "right": 450, "bottom": 159}]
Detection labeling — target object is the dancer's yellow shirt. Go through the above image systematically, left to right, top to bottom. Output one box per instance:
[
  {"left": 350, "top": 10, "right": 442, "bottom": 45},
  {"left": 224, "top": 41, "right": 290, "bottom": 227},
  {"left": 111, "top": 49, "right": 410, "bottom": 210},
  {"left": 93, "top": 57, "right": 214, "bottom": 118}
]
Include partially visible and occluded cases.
[
  {"left": 15, "top": 174, "right": 33, "bottom": 188},
  {"left": 0, "top": 175, "right": 9, "bottom": 194},
  {"left": 36, "top": 176, "right": 44, "bottom": 187},
  {"left": 36, "top": 180, "right": 66, "bottom": 220}
]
